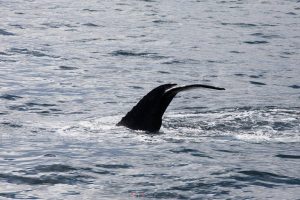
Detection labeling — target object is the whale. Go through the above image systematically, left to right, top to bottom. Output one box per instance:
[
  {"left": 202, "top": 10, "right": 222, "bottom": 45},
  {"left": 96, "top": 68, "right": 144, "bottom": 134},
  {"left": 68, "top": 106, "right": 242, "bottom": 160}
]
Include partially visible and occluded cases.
[{"left": 117, "top": 83, "right": 225, "bottom": 132}]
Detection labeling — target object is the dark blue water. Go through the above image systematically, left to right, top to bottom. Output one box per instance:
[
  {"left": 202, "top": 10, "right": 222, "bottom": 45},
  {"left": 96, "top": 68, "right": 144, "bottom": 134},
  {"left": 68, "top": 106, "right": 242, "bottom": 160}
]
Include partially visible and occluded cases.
[{"left": 1, "top": 0, "right": 300, "bottom": 199}]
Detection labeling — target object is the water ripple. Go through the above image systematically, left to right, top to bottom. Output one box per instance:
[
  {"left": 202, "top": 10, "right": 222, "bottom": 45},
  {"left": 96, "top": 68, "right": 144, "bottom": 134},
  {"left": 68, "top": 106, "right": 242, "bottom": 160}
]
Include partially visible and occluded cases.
[
  {"left": 221, "top": 22, "right": 257, "bottom": 27},
  {"left": 82, "top": 23, "right": 101, "bottom": 27},
  {"left": 0, "top": 28, "right": 15, "bottom": 36},
  {"left": 244, "top": 41, "right": 269, "bottom": 44},
  {"left": 8, "top": 48, "right": 59, "bottom": 58},
  {"left": 110, "top": 50, "right": 169, "bottom": 60},
  {"left": 57, "top": 66, "right": 79, "bottom": 70},
  {"left": 249, "top": 81, "right": 267, "bottom": 86},
  {"left": 289, "top": 85, "right": 300, "bottom": 89},
  {"left": 0, "top": 94, "right": 23, "bottom": 101},
  {"left": 1, "top": 122, "right": 23, "bottom": 128},
  {"left": 275, "top": 154, "right": 300, "bottom": 159},
  {"left": 33, "top": 164, "right": 77, "bottom": 173},
  {"left": 95, "top": 164, "right": 133, "bottom": 169},
  {"left": 236, "top": 170, "right": 300, "bottom": 186},
  {"left": 0, "top": 173, "right": 92, "bottom": 185},
  {"left": 0, "top": 192, "right": 19, "bottom": 199}
]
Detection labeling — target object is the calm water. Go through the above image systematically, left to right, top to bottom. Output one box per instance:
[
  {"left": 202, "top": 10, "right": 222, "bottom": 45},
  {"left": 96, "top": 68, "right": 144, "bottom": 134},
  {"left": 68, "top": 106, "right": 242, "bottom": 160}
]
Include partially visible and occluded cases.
[{"left": 1, "top": 0, "right": 300, "bottom": 199}]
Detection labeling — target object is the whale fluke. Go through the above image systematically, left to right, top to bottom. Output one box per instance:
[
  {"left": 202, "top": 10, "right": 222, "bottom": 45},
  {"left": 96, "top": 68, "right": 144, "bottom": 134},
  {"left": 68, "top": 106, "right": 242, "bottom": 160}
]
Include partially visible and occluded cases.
[{"left": 117, "top": 83, "right": 225, "bottom": 132}]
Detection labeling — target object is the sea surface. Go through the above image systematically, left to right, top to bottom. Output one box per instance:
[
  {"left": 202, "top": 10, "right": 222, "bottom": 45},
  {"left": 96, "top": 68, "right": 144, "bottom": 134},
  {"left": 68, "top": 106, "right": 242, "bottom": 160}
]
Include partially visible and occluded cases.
[{"left": 1, "top": 0, "right": 300, "bottom": 199}]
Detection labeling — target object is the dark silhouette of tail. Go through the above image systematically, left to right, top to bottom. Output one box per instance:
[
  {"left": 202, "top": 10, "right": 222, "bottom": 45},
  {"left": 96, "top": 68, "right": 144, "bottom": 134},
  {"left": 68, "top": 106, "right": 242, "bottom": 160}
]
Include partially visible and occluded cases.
[{"left": 117, "top": 83, "right": 225, "bottom": 132}]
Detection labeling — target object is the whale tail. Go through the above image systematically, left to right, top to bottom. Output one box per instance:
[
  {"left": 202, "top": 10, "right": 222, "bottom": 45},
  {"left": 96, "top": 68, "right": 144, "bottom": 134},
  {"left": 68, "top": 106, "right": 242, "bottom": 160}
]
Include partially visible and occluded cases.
[{"left": 117, "top": 83, "right": 225, "bottom": 132}]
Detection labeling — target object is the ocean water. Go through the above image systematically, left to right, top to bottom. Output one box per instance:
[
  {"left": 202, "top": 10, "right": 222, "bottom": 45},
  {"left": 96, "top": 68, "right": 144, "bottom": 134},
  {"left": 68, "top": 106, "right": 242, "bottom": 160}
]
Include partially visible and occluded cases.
[{"left": 1, "top": 0, "right": 300, "bottom": 199}]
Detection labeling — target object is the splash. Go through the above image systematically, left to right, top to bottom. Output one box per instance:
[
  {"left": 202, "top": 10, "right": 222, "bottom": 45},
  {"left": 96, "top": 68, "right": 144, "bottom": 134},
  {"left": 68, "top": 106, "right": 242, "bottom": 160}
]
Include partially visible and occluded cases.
[{"left": 163, "top": 107, "right": 300, "bottom": 143}]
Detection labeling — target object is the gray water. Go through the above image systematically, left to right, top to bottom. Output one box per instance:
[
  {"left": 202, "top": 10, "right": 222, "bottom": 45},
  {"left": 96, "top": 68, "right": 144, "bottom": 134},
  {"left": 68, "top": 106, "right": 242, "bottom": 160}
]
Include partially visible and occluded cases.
[{"left": 1, "top": 0, "right": 300, "bottom": 199}]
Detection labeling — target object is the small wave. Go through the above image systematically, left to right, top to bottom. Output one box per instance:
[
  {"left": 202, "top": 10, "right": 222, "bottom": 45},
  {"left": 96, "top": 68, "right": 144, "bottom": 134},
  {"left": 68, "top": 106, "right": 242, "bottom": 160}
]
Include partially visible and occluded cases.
[
  {"left": 141, "top": 0, "right": 156, "bottom": 2},
  {"left": 82, "top": 8, "right": 98, "bottom": 12},
  {"left": 286, "top": 12, "right": 297, "bottom": 15},
  {"left": 152, "top": 20, "right": 176, "bottom": 24},
  {"left": 41, "top": 22, "right": 76, "bottom": 29},
  {"left": 221, "top": 22, "right": 257, "bottom": 27},
  {"left": 82, "top": 23, "right": 100, "bottom": 27},
  {"left": 259, "top": 23, "right": 278, "bottom": 27},
  {"left": 9, "top": 24, "right": 25, "bottom": 29},
  {"left": 0, "top": 28, "right": 15, "bottom": 36},
  {"left": 250, "top": 32, "right": 281, "bottom": 39},
  {"left": 74, "top": 38, "right": 101, "bottom": 43},
  {"left": 244, "top": 41, "right": 269, "bottom": 44},
  {"left": 8, "top": 48, "right": 59, "bottom": 58},
  {"left": 10, "top": 48, "right": 47, "bottom": 56},
  {"left": 110, "top": 50, "right": 167, "bottom": 60},
  {"left": 111, "top": 50, "right": 153, "bottom": 57},
  {"left": 0, "top": 51, "right": 11, "bottom": 55},
  {"left": 230, "top": 51, "right": 245, "bottom": 54},
  {"left": 282, "top": 51, "right": 296, "bottom": 56},
  {"left": 162, "top": 58, "right": 199, "bottom": 65},
  {"left": 0, "top": 59, "right": 17, "bottom": 63},
  {"left": 161, "top": 59, "right": 183, "bottom": 65},
  {"left": 207, "top": 59, "right": 225, "bottom": 63},
  {"left": 57, "top": 66, "right": 79, "bottom": 70},
  {"left": 158, "top": 71, "right": 171, "bottom": 74},
  {"left": 234, "top": 73, "right": 246, "bottom": 77},
  {"left": 249, "top": 75, "right": 263, "bottom": 79},
  {"left": 249, "top": 81, "right": 266, "bottom": 86},
  {"left": 288, "top": 85, "right": 300, "bottom": 89},
  {"left": 130, "top": 86, "right": 144, "bottom": 90},
  {"left": 0, "top": 94, "right": 23, "bottom": 101},
  {"left": 8, "top": 102, "right": 59, "bottom": 115},
  {"left": 9, "top": 102, "right": 56, "bottom": 111},
  {"left": 25, "top": 102, "right": 56, "bottom": 107},
  {"left": 8, "top": 105, "right": 28, "bottom": 111},
  {"left": 1, "top": 122, "right": 22, "bottom": 128},
  {"left": 170, "top": 147, "right": 212, "bottom": 158},
  {"left": 170, "top": 147, "right": 200, "bottom": 154},
  {"left": 43, "top": 154, "right": 56, "bottom": 157},
  {"left": 275, "top": 154, "right": 300, "bottom": 159},
  {"left": 34, "top": 164, "right": 77, "bottom": 173},
  {"left": 96, "top": 164, "right": 133, "bottom": 169},
  {"left": 236, "top": 170, "right": 300, "bottom": 186},
  {"left": 0, "top": 173, "right": 92, "bottom": 185},
  {"left": 168, "top": 179, "right": 238, "bottom": 197},
  {"left": 143, "top": 191, "right": 186, "bottom": 199},
  {"left": 0, "top": 192, "right": 18, "bottom": 199}
]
